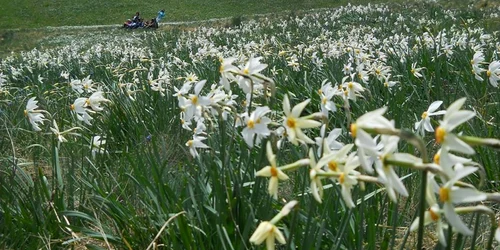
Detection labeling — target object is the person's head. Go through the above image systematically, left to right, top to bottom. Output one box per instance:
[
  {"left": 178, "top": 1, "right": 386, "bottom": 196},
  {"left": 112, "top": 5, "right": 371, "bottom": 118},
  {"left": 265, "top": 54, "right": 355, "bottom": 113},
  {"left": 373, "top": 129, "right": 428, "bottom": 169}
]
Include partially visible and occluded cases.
[
  {"left": 161, "top": 9, "right": 165, "bottom": 13},
  {"left": 136, "top": 12, "right": 140, "bottom": 16}
]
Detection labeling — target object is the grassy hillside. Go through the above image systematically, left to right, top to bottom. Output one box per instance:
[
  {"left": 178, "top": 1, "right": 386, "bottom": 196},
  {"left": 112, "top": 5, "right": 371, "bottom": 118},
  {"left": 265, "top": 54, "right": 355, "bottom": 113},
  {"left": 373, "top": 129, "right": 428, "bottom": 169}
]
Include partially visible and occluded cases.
[{"left": 2, "top": 0, "right": 383, "bottom": 30}]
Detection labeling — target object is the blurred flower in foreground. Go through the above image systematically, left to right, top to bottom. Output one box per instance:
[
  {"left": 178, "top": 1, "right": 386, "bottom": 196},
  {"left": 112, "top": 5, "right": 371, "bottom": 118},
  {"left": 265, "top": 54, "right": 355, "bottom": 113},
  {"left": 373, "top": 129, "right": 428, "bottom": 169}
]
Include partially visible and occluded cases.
[
  {"left": 24, "top": 97, "right": 46, "bottom": 131},
  {"left": 435, "top": 98, "right": 475, "bottom": 155},
  {"left": 436, "top": 166, "right": 486, "bottom": 236},
  {"left": 250, "top": 200, "right": 298, "bottom": 250}
]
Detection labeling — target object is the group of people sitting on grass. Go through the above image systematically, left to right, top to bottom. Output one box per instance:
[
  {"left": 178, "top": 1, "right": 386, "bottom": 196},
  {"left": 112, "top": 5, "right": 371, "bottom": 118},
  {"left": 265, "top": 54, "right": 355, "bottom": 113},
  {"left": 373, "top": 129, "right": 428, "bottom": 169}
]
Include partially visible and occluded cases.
[{"left": 123, "top": 9, "right": 165, "bottom": 29}]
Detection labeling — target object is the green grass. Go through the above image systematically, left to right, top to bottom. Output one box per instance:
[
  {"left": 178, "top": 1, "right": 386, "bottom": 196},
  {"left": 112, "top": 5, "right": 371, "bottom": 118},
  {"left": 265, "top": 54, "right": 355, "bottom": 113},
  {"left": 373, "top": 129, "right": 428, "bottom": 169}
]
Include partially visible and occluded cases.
[{"left": 0, "top": 0, "right": 397, "bottom": 30}]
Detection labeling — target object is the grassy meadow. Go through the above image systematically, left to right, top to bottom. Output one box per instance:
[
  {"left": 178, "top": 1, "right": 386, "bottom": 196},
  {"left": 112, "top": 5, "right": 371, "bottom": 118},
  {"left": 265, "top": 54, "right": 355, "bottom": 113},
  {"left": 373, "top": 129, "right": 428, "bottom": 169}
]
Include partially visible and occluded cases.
[{"left": 1, "top": 0, "right": 500, "bottom": 249}]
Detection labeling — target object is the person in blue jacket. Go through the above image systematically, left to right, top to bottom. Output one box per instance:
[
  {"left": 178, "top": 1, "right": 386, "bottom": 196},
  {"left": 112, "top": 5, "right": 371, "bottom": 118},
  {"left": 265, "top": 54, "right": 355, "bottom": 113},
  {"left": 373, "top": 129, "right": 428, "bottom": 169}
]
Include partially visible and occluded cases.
[{"left": 156, "top": 9, "right": 165, "bottom": 23}]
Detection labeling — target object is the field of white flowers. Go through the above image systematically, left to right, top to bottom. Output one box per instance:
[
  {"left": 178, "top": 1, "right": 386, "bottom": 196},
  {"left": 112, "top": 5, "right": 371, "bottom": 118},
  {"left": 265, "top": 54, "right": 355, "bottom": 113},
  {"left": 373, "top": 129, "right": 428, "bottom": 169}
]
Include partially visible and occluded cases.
[{"left": 1, "top": 1, "right": 500, "bottom": 249}]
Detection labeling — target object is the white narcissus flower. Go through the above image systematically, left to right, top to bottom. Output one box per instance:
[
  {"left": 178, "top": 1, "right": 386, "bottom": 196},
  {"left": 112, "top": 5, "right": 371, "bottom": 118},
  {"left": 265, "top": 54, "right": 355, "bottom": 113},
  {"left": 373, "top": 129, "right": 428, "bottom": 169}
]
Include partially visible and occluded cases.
[
  {"left": 471, "top": 51, "right": 485, "bottom": 81},
  {"left": 236, "top": 55, "right": 272, "bottom": 94},
  {"left": 219, "top": 57, "right": 238, "bottom": 90},
  {"left": 487, "top": 61, "right": 500, "bottom": 87},
  {"left": 411, "top": 62, "right": 423, "bottom": 78},
  {"left": 341, "top": 75, "right": 364, "bottom": 101},
  {"left": 70, "top": 79, "right": 83, "bottom": 94},
  {"left": 186, "top": 80, "right": 211, "bottom": 119},
  {"left": 318, "top": 80, "right": 339, "bottom": 117},
  {"left": 87, "top": 91, "right": 111, "bottom": 112},
  {"left": 282, "top": 94, "right": 322, "bottom": 145},
  {"left": 24, "top": 97, "right": 46, "bottom": 131},
  {"left": 71, "top": 98, "right": 94, "bottom": 126},
  {"left": 435, "top": 98, "right": 475, "bottom": 155},
  {"left": 414, "top": 100, "right": 446, "bottom": 136},
  {"left": 241, "top": 106, "right": 272, "bottom": 148},
  {"left": 350, "top": 107, "right": 394, "bottom": 172},
  {"left": 50, "top": 120, "right": 68, "bottom": 144},
  {"left": 315, "top": 124, "right": 343, "bottom": 156},
  {"left": 186, "top": 135, "right": 210, "bottom": 158},
  {"left": 374, "top": 135, "right": 410, "bottom": 203},
  {"left": 255, "top": 142, "right": 289, "bottom": 199},
  {"left": 308, "top": 148, "right": 326, "bottom": 203},
  {"left": 337, "top": 152, "right": 360, "bottom": 208},
  {"left": 437, "top": 166, "right": 486, "bottom": 235},
  {"left": 250, "top": 200, "right": 298, "bottom": 250},
  {"left": 410, "top": 204, "right": 447, "bottom": 246},
  {"left": 249, "top": 222, "right": 286, "bottom": 250}
]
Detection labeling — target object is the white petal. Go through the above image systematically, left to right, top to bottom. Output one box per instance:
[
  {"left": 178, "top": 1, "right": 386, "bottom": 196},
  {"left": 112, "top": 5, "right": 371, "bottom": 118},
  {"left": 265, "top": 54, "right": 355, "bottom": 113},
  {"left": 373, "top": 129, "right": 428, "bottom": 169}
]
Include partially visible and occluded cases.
[
  {"left": 291, "top": 99, "right": 310, "bottom": 118},
  {"left": 428, "top": 101, "right": 443, "bottom": 112},
  {"left": 445, "top": 133, "right": 475, "bottom": 155},
  {"left": 451, "top": 188, "right": 486, "bottom": 203},
  {"left": 443, "top": 202, "right": 472, "bottom": 235}
]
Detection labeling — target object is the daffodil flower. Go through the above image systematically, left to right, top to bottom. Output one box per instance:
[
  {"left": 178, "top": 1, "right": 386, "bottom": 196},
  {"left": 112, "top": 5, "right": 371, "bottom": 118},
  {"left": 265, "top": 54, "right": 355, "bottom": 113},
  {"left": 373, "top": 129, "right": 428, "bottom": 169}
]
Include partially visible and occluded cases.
[
  {"left": 487, "top": 61, "right": 500, "bottom": 87},
  {"left": 411, "top": 62, "right": 424, "bottom": 78},
  {"left": 318, "top": 80, "right": 339, "bottom": 117},
  {"left": 87, "top": 91, "right": 111, "bottom": 112},
  {"left": 282, "top": 94, "right": 322, "bottom": 145},
  {"left": 24, "top": 97, "right": 47, "bottom": 131},
  {"left": 71, "top": 98, "right": 94, "bottom": 126},
  {"left": 435, "top": 98, "right": 475, "bottom": 155},
  {"left": 414, "top": 100, "right": 446, "bottom": 136},
  {"left": 241, "top": 106, "right": 272, "bottom": 148},
  {"left": 350, "top": 107, "right": 394, "bottom": 172},
  {"left": 314, "top": 124, "right": 343, "bottom": 156},
  {"left": 186, "top": 135, "right": 210, "bottom": 158},
  {"left": 374, "top": 135, "right": 410, "bottom": 202},
  {"left": 256, "top": 142, "right": 309, "bottom": 199},
  {"left": 256, "top": 142, "right": 289, "bottom": 199},
  {"left": 337, "top": 152, "right": 360, "bottom": 208},
  {"left": 436, "top": 166, "right": 487, "bottom": 235},
  {"left": 249, "top": 201, "right": 298, "bottom": 250},
  {"left": 410, "top": 204, "right": 447, "bottom": 246}
]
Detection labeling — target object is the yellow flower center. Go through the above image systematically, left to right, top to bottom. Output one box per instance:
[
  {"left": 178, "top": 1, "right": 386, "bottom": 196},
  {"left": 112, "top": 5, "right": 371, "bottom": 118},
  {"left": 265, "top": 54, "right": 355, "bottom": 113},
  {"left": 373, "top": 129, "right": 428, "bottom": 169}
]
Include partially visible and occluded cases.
[
  {"left": 470, "top": 59, "right": 474, "bottom": 65},
  {"left": 219, "top": 65, "right": 224, "bottom": 73},
  {"left": 243, "top": 68, "right": 249, "bottom": 75},
  {"left": 375, "top": 69, "right": 381, "bottom": 75},
  {"left": 411, "top": 69, "right": 416, "bottom": 74},
  {"left": 487, "top": 70, "right": 491, "bottom": 77},
  {"left": 384, "top": 81, "right": 389, "bottom": 87},
  {"left": 348, "top": 82, "right": 354, "bottom": 89},
  {"left": 318, "top": 89, "right": 322, "bottom": 95},
  {"left": 191, "top": 95, "right": 198, "bottom": 105},
  {"left": 322, "top": 97, "right": 327, "bottom": 105},
  {"left": 85, "top": 99, "right": 90, "bottom": 106},
  {"left": 70, "top": 104, "right": 75, "bottom": 110},
  {"left": 24, "top": 110, "right": 28, "bottom": 116},
  {"left": 421, "top": 111, "right": 428, "bottom": 119},
  {"left": 286, "top": 117, "right": 296, "bottom": 129},
  {"left": 256, "top": 118, "right": 261, "bottom": 124},
  {"left": 247, "top": 119, "right": 255, "bottom": 129},
  {"left": 350, "top": 123, "right": 357, "bottom": 138},
  {"left": 435, "top": 126, "right": 446, "bottom": 144},
  {"left": 187, "top": 140, "right": 193, "bottom": 147},
  {"left": 433, "top": 152, "right": 440, "bottom": 164},
  {"left": 328, "top": 161, "right": 338, "bottom": 172},
  {"left": 270, "top": 167, "right": 278, "bottom": 177},
  {"left": 339, "top": 173, "right": 345, "bottom": 184},
  {"left": 439, "top": 187, "right": 450, "bottom": 203},
  {"left": 429, "top": 208, "right": 439, "bottom": 221}
]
